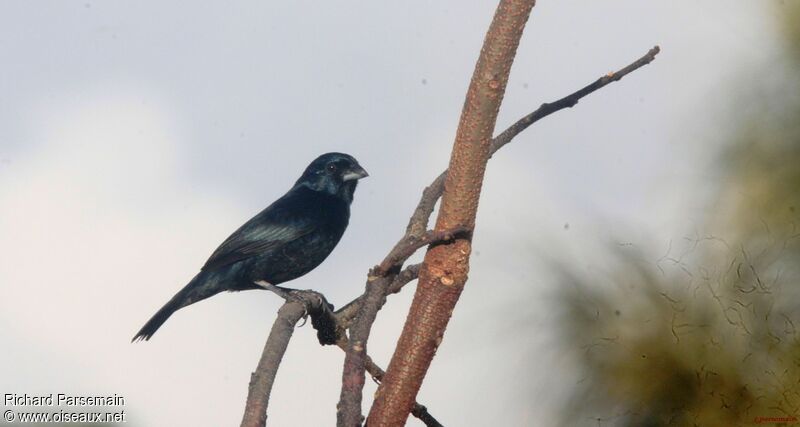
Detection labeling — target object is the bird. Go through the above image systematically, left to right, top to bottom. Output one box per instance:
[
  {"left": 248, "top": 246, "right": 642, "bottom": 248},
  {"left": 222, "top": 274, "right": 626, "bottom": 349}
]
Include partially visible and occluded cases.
[{"left": 132, "top": 152, "right": 368, "bottom": 342}]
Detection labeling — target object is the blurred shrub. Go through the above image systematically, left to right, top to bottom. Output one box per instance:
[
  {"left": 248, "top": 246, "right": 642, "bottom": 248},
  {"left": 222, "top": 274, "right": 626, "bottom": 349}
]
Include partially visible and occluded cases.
[{"left": 557, "top": 3, "right": 800, "bottom": 426}]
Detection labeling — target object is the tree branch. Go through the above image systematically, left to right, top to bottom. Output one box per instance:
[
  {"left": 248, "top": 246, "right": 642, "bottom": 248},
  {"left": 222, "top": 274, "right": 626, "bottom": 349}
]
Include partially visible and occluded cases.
[
  {"left": 367, "top": 1, "right": 537, "bottom": 424},
  {"left": 405, "top": 45, "right": 662, "bottom": 237},
  {"left": 489, "top": 45, "right": 660, "bottom": 155},
  {"left": 406, "top": 178, "right": 447, "bottom": 238},
  {"left": 336, "top": 227, "right": 467, "bottom": 426},
  {"left": 373, "top": 227, "right": 470, "bottom": 277},
  {"left": 334, "top": 263, "right": 421, "bottom": 330},
  {"left": 387, "top": 263, "right": 422, "bottom": 295},
  {"left": 337, "top": 275, "right": 392, "bottom": 426},
  {"left": 240, "top": 290, "right": 332, "bottom": 427},
  {"left": 240, "top": 302, "right": 306, "bottom": 427},
  {"left": 334, "top": 340, "right": 444, "bottom": 427}
]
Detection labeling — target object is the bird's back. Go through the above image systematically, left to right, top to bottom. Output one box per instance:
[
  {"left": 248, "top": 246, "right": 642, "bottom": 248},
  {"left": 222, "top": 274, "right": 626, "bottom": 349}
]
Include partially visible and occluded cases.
[{"left": 209, "top": 185, "right": 351, "bottom": 288}]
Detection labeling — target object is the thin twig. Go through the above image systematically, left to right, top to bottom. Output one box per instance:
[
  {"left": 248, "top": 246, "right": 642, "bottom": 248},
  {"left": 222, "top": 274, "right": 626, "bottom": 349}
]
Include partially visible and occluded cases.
[
  {"left": 490, "top": 45, "right": 661, "bottom": 155},
  {"left": 404, "top": 46, "right": 662, "bottom": 238},
  {"left": 406, "top": 178, "right": 447, "bottom": 238},
  {"left": 373, "top": 227, "right": 471, "bottom": 278},
  {"left": 334, "top": 263, "right": 421, "bottom": 329},
  {"left": 387, "top": 263, "right": 422, "bottom": 295}
]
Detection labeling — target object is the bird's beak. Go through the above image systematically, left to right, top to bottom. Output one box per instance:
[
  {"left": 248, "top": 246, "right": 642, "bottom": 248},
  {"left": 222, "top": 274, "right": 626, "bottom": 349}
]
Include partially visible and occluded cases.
[{"left": 342, "top": 165, "right": 369, "bottom": 181}]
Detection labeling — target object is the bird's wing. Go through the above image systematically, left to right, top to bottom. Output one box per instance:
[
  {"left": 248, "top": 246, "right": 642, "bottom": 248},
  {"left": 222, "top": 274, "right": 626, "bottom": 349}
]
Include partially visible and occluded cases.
[{"left": 200, "top": 210, "right": 317, "bottom": 272}]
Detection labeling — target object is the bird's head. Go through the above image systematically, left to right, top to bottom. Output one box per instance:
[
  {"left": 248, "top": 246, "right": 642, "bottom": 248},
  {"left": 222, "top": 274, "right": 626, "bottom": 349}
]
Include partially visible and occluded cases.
[{"left": 295, "top": 152, "right": 369, "bottom": 202}]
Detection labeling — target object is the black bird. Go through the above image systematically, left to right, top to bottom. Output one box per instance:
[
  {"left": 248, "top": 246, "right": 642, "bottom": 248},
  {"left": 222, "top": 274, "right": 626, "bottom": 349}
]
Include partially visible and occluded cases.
[{"left": 132, "top": 152, "right": 368, "bottom": 342}]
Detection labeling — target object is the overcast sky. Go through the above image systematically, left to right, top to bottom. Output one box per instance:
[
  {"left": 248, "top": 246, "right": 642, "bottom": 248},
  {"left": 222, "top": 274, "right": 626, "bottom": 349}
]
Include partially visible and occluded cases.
[{"left": 0, "top": 1, "right": 784, "bottom": 426}]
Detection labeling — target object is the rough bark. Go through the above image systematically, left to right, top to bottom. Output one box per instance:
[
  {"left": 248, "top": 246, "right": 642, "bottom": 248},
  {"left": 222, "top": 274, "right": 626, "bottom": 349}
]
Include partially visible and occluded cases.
[
  {"left": 366, "top": 1, "right": 537, "bottom": 425},
  {"left": 336, "top": 227, "right": 468, "bottom": 426}
]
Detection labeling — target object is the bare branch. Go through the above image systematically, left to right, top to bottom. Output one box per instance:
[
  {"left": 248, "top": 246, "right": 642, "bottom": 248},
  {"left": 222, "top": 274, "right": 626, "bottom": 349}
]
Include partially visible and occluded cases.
[
  {"left": 368, "top": 0, "right": 537, "bottom": 424},
  {"left": 405, "top": 45, "right": 662, "bottom": 239},
  {"left": 489, "top": 45, "right": 661, "bottom": 155},
  {"left": 406, "top": 176, "right": 447, "bottom": 237},
  {"left": 336, "top": 226, "right": 466, "bottom": 426},
  {"left": 373, "top": 227, "right": 471, "bottom": 277},
  {"left": 334, "top": 263, "right": 421, "bottom": 329},
  {"left": 388, "top": 263, "right": 422, "bottom": 295},
  {"left": 337, "top": 273, "right": 393, "bottom": 426},
  {"left": 241, "top": 281, "right": 441, "bottom": 426},
  {"left": 241, "top": 290, "right": 335, "bottom": 426},
  {"left": 240, "top": 302, "right": 306, "bottom": 427},
  {"left": 334, "top": 340, "right": 445, "bottom": 427},
  {"left": 365, "top": 359, "right": 443, "bottom": 427},
  {"left": 411, "top": 404, "right": 445, "bottom": 427}
]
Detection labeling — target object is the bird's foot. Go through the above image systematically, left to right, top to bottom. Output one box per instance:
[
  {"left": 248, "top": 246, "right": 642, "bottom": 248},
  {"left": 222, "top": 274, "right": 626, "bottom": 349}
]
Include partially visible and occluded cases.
[
  {"left": 254, "top": 281, "right": 325, "bottom": 327},
  {"left": 286, "top": 289, "right": 327, "bottom": 327},
  {"left": 289, "top": 289, "right": 324, "bottom": 306}
]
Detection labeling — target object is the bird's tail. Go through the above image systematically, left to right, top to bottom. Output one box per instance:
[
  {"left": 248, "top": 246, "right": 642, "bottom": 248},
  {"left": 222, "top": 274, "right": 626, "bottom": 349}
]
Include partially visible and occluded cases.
[
  {"left": 132, "top": 273, "right": 216, "bottom": 342},
  {"left": 132, "top": 289, "right": 187, "bottom": 342}
]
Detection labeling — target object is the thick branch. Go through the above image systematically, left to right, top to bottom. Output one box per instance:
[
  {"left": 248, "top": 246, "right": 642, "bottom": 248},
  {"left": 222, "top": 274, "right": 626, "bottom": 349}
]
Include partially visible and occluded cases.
[
  {"left": 367, "top": 1, "right": 536, "bottom": 425},
  {"left": 336, "top": 227, "right": 466, "bottom": 426},
  {"left": 334, "top": 340, "right": 444, "bottom": 427},
  {"left": 365, "top": 360, "right": 443, "bottom": 427}
]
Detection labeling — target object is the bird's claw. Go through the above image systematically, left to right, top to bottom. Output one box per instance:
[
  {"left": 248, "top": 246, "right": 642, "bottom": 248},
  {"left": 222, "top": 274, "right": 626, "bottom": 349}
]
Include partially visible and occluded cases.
[
  {"left": 254, "top": 281, "right": 327, "bottom": 328},
  {"left": 286, "top": 289, "right": 324, "bottom": 328}
]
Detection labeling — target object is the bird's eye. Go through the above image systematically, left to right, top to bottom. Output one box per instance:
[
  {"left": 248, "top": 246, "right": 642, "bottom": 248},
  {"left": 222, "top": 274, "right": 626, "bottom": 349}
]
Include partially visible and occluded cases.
[{"left": 326, "top": 163, "right": 337, "bottom": 173}]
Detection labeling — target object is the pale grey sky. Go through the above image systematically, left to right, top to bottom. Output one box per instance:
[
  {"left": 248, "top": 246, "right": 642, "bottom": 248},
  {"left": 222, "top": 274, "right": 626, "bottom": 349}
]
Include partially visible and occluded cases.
[{"left": 0, "top": 1, "right": 782, "bottom": 425}]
